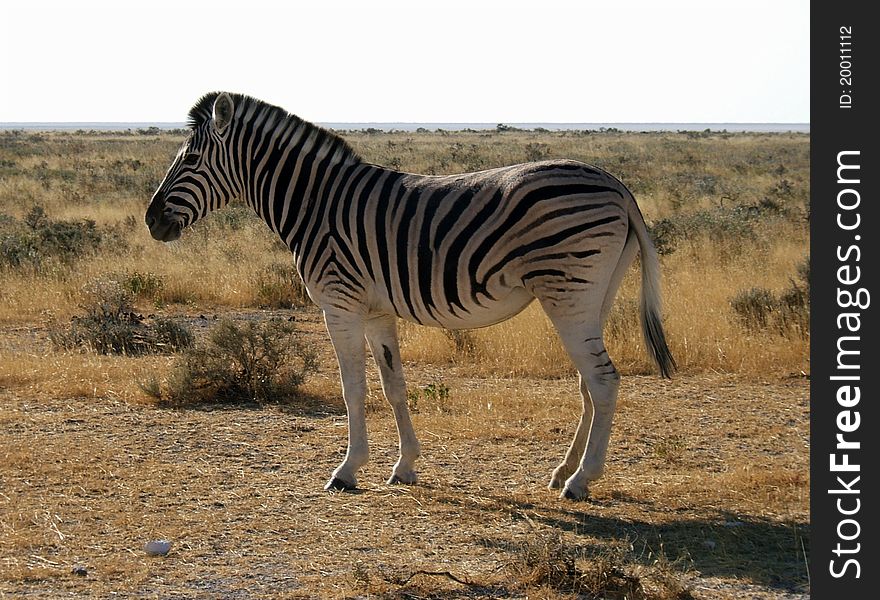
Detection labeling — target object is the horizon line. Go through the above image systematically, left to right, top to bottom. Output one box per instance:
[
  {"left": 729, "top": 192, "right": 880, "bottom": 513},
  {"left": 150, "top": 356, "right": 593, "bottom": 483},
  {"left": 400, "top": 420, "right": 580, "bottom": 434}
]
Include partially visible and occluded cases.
[
  {"left": 0, "top": 120, "right": 811, "bottom": 134},
  {"left": 0, "top": 120, "right": 811, "bottom": 125}
]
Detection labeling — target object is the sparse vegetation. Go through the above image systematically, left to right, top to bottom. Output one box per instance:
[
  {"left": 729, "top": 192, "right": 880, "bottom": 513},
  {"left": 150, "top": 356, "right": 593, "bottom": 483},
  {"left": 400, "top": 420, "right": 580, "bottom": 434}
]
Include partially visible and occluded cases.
[
  {"left": 0, "top": 128, "right": 809, "bottom": 598},
  {"left": 0, "top": 129, "right": 809, "bottom": 377},
  {"left": 0, "top": 205, "right": 116, "bottom": 269},
  {"left": 730, "top": 256, "right": 809, "bottom": 338},
  {"left": 253, "top": 262, "right": 312, "bottom": 309},
  {"left": 50, "top": 277, "right": 192, "bottom": 355},
  {"left": 144, "top": 318, "right": 318, "bottom": 406},
  {"left": 405, "top": 380, "right": 452, "bottom": 413},
  {"left": 505, "top": 532, "right": 694, "bottom": 599}
]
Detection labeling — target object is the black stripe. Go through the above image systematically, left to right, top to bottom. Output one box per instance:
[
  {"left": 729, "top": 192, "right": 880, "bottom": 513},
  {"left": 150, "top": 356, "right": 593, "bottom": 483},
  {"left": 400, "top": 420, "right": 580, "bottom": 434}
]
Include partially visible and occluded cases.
[
  {"left": 270, "top": 150, "right": 301, "bottom": 233},
  {"left": 339, "top": 166, "right": 375, "bottom": 242},
  {"left": 353, "top": 169, "right": 387, "bottom": 281},
  {"left": 375, "top": 178, "right": 408, "bottom": 315},
  {"left": 395, "top": 184, "right": 423, "bottom": 322},
  {"left": 433, "top": 185, "right": 478, "bottom": 250},
  {"left": 466, "top": 185, "right": 618, "bottom": 303},
  {"left": 468, "top": 185, "right": 617, "bottom": 276},
  {"left": 415, "top": 186, "right": 445, "bottom": 321},
  {"left": 442, "top": 187, "right": 503, "bottom": 313},
  {"left": 481, "top": 215, "right": 620, "bottom": 284},
  {"left": 515, "top": 249, "right": 601, "bottom": 263},
  {"left": 521, "top": 269, "right": 592, "bottom": 284}
]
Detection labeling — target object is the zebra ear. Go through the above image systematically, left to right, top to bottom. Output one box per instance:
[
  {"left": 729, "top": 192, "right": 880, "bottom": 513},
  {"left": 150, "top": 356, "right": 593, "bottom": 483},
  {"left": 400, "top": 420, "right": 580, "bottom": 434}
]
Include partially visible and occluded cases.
[{"left": 212, "top": 93, "right": 234, "bottom": 133}]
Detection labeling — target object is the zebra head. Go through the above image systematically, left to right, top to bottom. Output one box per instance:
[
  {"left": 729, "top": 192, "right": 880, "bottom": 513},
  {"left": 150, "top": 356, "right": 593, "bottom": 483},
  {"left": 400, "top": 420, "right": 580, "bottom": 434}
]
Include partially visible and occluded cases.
[{"left": 145, "top": 92, "right": 239, "bottom": 241}]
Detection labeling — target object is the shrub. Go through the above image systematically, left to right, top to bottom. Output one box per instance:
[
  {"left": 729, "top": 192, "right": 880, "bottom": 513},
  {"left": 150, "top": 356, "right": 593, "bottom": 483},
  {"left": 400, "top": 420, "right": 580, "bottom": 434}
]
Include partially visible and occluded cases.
[
  {"left": 524, "top": 142, "right": 550, "bottom": 162},
  {"left": 200, "top": 205, "right": 258, "bottom": 231},
  {"left": 0, "top": 206, "right": 111, "bottom": 269},
  {"left": 648, "top": 207, "right": 758, "bottom": 257},
  {"left": 1, "top": 227, "right": 39, "bottom": 268},
  {"left": 730, "top": 256, "right": 809, "bottom": 338},
  {"left": 777, "top": 256, "right": 809, "bottom": 337},
  {"left": 253, "top": 262, "right": 311, "bottom": 308},
  {"left": 117, "top": 270, "right": 165, "bottom": 300},
  {"left": 51, "top": 278, "right": 193, "bottom": 355},
  {"left": 730, "top": 288, "right": 777, "bottom": 330},
  {"left": 147, "top": 318, "right": 318, "bottom": 406},
  {"left": 442, "top": 329, "right": 477, "bottom": 357},
  {"left": 406, "top": 381, "right": 452, "bottom": 413},
  {"left": 505, "top": 533, "right": 693, "bottom": 599}
]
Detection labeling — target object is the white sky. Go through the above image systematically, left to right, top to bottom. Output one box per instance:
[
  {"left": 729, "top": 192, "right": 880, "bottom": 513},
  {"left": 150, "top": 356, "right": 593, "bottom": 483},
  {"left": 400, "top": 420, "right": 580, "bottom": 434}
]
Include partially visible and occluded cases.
[{"left": 2, "top": 0, "right": 809, "bottom": 123}]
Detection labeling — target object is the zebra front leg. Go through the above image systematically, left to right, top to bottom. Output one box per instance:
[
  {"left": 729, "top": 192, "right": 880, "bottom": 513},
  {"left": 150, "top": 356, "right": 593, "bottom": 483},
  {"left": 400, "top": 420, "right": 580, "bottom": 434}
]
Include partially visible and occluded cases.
[
  {"left": 323, "top": 310, "right": 368, "bottom": 491},
  {"left": 365, "top": 314, "right": 420, "bottom": 485}
]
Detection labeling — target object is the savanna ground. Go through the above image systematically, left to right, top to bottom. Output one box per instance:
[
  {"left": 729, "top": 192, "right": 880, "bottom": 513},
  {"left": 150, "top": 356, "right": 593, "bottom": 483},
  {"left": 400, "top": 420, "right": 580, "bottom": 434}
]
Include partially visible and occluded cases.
[{"left": 0, "top": 127, "right": 809, "bottom": 598}]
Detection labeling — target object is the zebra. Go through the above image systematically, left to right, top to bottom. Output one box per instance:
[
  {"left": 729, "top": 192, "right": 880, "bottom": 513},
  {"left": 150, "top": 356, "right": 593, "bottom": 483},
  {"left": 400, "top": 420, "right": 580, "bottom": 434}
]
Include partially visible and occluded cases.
[{"left": 145, "top": 92, "right": 675, "bottom": 500}]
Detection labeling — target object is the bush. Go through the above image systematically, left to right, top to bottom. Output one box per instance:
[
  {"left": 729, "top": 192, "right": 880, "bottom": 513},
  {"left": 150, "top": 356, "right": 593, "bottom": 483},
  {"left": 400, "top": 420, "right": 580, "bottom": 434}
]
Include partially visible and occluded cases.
[
  {"left": 0, "top": 206, "right": 114, "bottom": 269},
  {"left": 648, "top": 206, "right": 758, "bottom": 256},
  {"left": 730, "top": 256, "right": 809, "bottom": 338},
  {"left": 777, "top": 256, "right": 809, "bottom": 337},
  {"left": 253, "top": 262, "right": 311, "bottom": 308},
  {"left": 117, "top": 270, "right": 165, "bottom": 300},
  {"left": 51, "top": 278, "right": 193, "bottom": 355},
  {"left": 730, "top": 287, "right": 777, "bottom": 330},
  {"left": 147, "top": 318, "right": 318, "bottom": 406},
  {"left": 442, "top": 329, "right": 477, "bottom": 357},
  {"left": 406, "top": 381, "right": 452, "bottom": 413},
  {"left": 502, "top": 532, "right": 694, "bottom": 599}
]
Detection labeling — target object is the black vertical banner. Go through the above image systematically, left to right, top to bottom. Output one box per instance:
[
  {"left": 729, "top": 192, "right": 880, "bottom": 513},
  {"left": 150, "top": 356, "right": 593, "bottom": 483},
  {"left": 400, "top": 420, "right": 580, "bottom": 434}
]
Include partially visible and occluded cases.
[{"left": 811, "top": 1, "right": 879, "bottom": 597}]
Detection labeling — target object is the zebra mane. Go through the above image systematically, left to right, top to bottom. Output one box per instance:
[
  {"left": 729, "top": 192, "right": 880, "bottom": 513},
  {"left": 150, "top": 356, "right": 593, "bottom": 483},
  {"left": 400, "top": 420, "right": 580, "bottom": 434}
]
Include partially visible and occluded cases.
[{"left": 187, "top": 92, "right": 361, "bottom": 164}]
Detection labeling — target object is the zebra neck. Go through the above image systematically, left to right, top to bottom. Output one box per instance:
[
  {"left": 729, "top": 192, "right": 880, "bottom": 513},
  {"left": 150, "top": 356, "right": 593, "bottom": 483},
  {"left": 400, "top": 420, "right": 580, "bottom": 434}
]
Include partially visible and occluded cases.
[{"left": 244, "top": 119, "right": 362, "bottom": 249}]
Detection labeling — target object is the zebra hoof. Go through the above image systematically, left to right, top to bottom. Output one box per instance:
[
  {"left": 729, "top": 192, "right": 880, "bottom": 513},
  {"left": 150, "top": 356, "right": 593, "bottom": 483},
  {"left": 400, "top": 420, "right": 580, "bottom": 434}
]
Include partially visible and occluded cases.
[
  {"left": 387, "top": 473, "right": 417, "bottom": 485},
  {"left": 548, "top": 475, "right": 567, "bottom": 490},
  {"left": 324, "top": 476, "right": 356, "bottom": 492},
  {"left": 560, "top": 486, "right": 589, "bottom": 501}
]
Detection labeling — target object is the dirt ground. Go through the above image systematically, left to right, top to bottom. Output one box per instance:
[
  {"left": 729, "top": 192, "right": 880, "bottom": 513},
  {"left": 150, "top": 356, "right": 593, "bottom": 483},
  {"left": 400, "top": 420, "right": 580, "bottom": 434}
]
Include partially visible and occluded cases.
[{"left": 0, "top": 309, "right": 809, "bottom": 599}]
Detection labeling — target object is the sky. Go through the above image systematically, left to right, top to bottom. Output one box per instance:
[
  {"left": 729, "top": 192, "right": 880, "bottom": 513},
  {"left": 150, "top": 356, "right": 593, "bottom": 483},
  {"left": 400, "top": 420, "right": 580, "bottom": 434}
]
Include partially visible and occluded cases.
[{"left": 2, "top": 0, "right": 809, "bottom": 124}]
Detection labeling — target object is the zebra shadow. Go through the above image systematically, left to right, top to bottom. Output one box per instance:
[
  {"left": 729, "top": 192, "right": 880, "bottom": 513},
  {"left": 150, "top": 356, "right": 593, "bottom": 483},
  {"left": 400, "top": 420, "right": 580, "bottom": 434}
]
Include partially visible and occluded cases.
[
  {"left": 162, "top": 389, "right": 345, "bottom": 418},
  {"left": 423, "top": 486, "right": 809, "bottom": 594}
]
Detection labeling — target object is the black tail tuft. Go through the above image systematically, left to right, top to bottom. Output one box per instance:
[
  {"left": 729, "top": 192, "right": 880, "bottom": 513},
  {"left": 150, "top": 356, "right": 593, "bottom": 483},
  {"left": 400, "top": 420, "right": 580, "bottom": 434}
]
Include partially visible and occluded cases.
[{"left": 643, "top": 309, "right": 677, "bottom": 379}]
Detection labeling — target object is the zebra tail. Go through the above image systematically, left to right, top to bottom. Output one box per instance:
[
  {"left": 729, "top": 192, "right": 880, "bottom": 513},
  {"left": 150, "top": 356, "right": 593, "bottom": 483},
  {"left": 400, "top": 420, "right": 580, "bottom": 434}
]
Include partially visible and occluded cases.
[{"left": 627, "top": 197, "right": 677, "bottom": 378}]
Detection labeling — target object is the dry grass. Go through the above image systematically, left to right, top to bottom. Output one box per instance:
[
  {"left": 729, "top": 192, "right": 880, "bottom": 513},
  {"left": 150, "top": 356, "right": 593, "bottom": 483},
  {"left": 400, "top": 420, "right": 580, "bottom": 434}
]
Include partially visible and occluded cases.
[
  {"left": 0, "top": 129, "right": 809, "bottom": 597},
  {"left": 1, "top": 129, "right": 808, "bottom": 376},
  {"left": 398, "top": 230, "right": 809, "bottom": 378},
  {"left": 0, "top": 331, "right": 809, "bottom": 597}
]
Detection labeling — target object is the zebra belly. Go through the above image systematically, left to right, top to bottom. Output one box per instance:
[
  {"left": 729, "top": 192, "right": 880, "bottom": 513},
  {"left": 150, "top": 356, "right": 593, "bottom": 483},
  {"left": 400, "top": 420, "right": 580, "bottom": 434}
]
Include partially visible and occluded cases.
[{"left": 399, "top": 285, "right": 535, "bottom": 330}]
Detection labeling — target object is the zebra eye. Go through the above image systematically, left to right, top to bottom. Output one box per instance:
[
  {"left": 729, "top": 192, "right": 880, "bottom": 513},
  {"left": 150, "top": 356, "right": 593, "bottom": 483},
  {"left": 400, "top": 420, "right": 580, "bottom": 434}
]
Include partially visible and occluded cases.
[{"left": 182, "top": 153, "right": 200, "bottom": 166}]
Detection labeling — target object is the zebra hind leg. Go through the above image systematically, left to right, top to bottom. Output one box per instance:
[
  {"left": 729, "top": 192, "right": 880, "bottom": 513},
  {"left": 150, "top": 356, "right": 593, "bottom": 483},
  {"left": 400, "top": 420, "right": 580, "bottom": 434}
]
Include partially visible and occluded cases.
[
  {"left": 322, "top": 310, "right": 369, "bottom": 491},
  {"left": 364, "top": 314, "right": 421, "bottom": 485},
  {"left": 545, "top": 317, "right": 621, "bottom": 500}
]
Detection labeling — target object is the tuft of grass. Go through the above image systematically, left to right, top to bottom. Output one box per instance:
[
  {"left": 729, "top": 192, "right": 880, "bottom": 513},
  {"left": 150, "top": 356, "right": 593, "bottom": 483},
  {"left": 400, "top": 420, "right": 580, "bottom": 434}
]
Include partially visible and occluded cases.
[
  {"left": 1, "top": 129, "right": 809, "bottom": 376},
  {"left": 730, "top": 255, "right": 809, "bottom": 338},
  {"left": 252, "top": 262, "right": 311, "bottom": 309},
  {"left": 116, "top": 270, "right": 165, "bottom": 301},
  {"left": 50, "top": 277, "right": 193, "bottom": 356},
  {"left": 730, "top": 287, "right": 777, "bottom": 330},
  {"left": 144, "top": 318, "right": 318, "bottom": 406},
  {"left": 441, "top": 329, "right": 477, "bottom": 357},
  {"left": 405, "top": 381, "right": 452, "bottom": 413},
  {"left": 653, "top": 435, "right": 688, "bottom": 464},
  {"left": 505, "top": 532, "right": 694, "bottom": 599}
]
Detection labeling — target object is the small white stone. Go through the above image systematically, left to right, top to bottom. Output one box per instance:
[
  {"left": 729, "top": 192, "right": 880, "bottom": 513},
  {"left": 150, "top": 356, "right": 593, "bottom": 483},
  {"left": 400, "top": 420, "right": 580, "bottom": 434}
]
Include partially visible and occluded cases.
[{"left": 144, "top": 539, "right": 172, "bottom": 556}]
